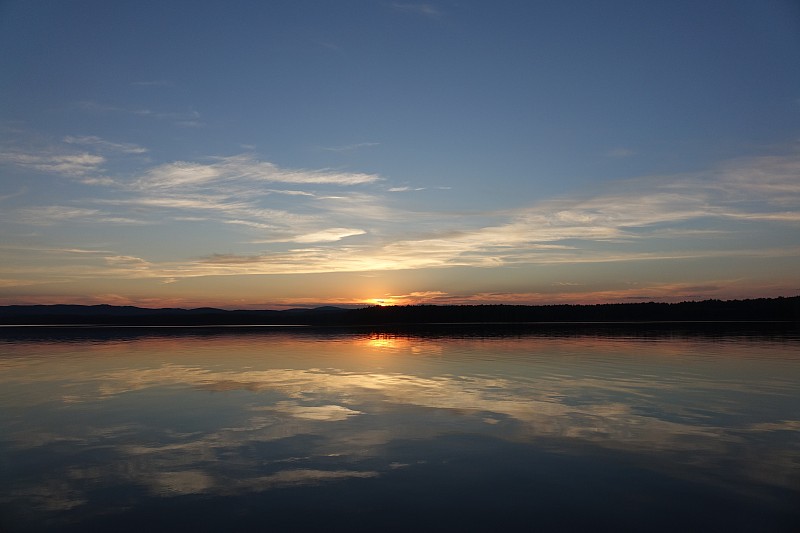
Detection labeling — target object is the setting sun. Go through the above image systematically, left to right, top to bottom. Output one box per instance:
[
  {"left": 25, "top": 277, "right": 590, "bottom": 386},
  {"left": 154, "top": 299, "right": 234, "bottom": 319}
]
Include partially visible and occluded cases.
[{"left": 364, "top": 297, "right": 402, "bottom": 307}]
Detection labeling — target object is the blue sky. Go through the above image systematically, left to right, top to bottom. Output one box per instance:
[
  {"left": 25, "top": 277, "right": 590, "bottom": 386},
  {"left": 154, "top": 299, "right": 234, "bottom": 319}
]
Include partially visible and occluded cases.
[{"left": 1, "top": 0, "right": 799, "bottom": 308}]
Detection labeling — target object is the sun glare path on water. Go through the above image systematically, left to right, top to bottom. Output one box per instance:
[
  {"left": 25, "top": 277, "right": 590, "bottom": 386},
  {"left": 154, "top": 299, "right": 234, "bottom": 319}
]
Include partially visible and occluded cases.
[{"left": 365, "top": 334, "right": 401, "bottom": 350}]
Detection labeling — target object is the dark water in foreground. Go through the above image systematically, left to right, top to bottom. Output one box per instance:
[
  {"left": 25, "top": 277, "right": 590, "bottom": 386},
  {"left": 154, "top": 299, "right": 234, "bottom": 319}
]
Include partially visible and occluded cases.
[{"left": 1, "top": 326, "right": 799, "bottom": 532}]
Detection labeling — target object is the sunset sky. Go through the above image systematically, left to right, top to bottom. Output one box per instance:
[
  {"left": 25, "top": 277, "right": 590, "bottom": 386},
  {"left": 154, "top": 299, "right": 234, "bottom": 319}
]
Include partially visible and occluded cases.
[{"left": 1, "top": 0, "right": 799, "bottom": 309}]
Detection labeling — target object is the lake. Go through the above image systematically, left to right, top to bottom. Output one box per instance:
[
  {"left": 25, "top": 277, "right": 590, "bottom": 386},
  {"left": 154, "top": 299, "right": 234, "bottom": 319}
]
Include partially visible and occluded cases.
[{"left": 1, "top": 325, "right": 799, "bottom": 532}]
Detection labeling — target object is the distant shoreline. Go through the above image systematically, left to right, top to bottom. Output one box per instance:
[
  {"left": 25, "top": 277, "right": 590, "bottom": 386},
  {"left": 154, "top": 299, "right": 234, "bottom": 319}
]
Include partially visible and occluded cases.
[{"left": 1, "top": 297, "right": 798, "bottom": 327}]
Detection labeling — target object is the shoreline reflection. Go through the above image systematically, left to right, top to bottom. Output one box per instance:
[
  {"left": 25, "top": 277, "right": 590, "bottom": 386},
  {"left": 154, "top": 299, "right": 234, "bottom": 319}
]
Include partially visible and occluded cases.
[{"left": 1, "top": 328, "right": 798, "bottom": 531}]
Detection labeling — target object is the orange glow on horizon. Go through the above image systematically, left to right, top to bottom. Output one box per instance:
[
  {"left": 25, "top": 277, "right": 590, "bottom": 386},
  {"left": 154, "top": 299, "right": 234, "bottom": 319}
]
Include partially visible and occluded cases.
[
  {"left": 1, "top": 280, "right": 795, "bottom": 311},
  {"left": 363, "top": 297, "right": 403, "bottom": 307}
]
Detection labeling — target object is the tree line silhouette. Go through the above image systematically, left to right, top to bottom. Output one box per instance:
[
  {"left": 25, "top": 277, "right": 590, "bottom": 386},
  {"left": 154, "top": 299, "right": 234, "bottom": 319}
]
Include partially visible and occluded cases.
[{"left": 0, "top": 297, "right": 798, "bottom": 326}]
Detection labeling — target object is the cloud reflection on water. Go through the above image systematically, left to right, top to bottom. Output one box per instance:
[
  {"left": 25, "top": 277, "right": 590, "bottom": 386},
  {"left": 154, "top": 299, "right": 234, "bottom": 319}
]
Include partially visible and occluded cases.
[{"left": 0, "top": 330, "right": 799, "bottom": 524}]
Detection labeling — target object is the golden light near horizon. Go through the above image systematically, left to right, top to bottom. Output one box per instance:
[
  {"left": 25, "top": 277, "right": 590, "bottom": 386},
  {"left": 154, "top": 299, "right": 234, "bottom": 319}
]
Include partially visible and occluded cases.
[{"left": 363, "top": 297, "right": 402, "bottom": 307}]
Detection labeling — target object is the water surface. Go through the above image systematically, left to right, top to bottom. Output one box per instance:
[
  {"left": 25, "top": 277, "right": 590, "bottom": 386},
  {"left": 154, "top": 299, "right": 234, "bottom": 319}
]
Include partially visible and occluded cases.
[{"left": 1, "top": 326, "right": 799, "bottom": 531}]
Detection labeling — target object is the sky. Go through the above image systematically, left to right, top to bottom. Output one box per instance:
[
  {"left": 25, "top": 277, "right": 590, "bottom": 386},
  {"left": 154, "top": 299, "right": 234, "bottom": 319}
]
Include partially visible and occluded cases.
[{"left": 1, "top": 0, "right": 799, "bottom": 309}]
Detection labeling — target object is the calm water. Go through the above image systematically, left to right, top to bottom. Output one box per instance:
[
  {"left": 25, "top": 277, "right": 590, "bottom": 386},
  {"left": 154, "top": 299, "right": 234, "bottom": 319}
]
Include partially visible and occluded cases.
[{"left": 1, "top": 326, "right": 799, "bottom": 532}]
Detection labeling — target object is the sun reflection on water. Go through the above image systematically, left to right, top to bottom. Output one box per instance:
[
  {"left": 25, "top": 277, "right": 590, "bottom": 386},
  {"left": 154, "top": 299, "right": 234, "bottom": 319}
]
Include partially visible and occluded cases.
[{"left": 364, "top": 333, "right": 404, "bottom": 350}]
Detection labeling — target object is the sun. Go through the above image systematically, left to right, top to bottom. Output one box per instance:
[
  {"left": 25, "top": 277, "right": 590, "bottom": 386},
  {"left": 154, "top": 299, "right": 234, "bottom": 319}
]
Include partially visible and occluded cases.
[{"left": 364, "top": 297, "right": 401, "bottom": 307}]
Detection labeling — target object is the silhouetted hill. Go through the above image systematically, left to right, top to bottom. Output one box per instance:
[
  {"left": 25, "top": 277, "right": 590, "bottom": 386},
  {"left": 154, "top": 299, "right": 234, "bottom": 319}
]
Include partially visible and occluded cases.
[
  {"left": 0, "top": 297, "right": 798, "bottom": 326},
  {"left": 0, "top": 304, "right": 345, "bottom": 326}
]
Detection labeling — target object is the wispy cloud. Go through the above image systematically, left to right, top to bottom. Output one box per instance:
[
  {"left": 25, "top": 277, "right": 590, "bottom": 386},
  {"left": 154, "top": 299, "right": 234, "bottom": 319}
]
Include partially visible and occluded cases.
[
  {"left": 392, "top": 3, "right": 442, "bottom": 17},
  {"left": 75, "top": 100, "right": 203, "bottom": 127},
  {"left": 132, "top": 108, "right": 203, "bottom": 127},
  {"left": 64, "top": 135, "right": 147, "bottom": 154},
  {"left": 321, "top": 142, "right": 380, "bottom": 152},
  {"left": 2, "top": 148, "right": 798, "bottom": 295},
  {"left": 0, "top": 150, "right": 104, "bottom": 176},
  {"left": 66, "top": 153, "right": 384, "bottom": 241},
  {"left": 167, "top": 153, "right": 799, "bottom": 276},
  {"left": 713, "top": 153, "right": 800, "bottom": 199},
  {"left": 136, "top": 155, "right": 380, "bottom": 189},
  {"left": 388, "top": 186, "right": 426, "bottom": 192},
  {"left": 0, "top": 189, "right": 26, "bottom": 203},
  {"left": 265, "top": 189, "right": 316, "bottom": 197},
  {"left": 92, "top": 190, "right": 321, "bottom": 239},
  {"left": 16, "top": 206, "right": 147, "bottom": 226},
  {"left": 291, "top": 228, "right": 366, "bottom": 243},
  {"left": 0, "top": 244, "right": 113, "bottom": 255},
  {"left": 104, "top": 255, "right": 152, "bottom": 270}
]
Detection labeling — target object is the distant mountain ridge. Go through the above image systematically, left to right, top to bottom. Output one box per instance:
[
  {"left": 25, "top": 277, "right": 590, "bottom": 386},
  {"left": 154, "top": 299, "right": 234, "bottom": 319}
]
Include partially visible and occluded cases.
[
  {"left": 0, "top": 297, "right": 798, "bottom": 326},
  {"left": 0, "top": 304, "right": 228, "bottom": 316},
  {"left": 0, "top": 304, "right": 344, "bottom": 325}
]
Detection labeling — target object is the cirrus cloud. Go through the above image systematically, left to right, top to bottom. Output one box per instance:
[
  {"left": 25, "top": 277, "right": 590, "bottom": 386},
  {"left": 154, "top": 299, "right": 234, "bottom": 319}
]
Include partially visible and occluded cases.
[
  {"left": 136, "top": 154, "right": 380, "bottom": 190},
  {"left": 290, "top": 228, "right": 366, "bottom": 243}
]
